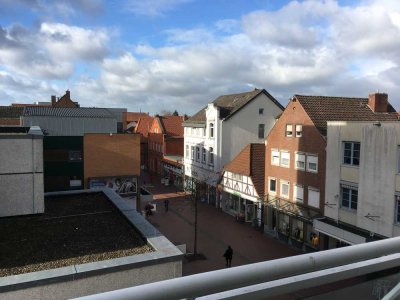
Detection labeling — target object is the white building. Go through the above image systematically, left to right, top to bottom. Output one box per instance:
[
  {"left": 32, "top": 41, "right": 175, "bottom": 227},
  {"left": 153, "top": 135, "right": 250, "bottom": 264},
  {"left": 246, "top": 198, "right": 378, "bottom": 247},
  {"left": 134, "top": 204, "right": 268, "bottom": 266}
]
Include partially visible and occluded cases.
[
  {"left": 183, "top": 89, "right": 284, "bottom": 205},
  {"left": 318, "top": 120, "right": 400, "bottom": 248}
]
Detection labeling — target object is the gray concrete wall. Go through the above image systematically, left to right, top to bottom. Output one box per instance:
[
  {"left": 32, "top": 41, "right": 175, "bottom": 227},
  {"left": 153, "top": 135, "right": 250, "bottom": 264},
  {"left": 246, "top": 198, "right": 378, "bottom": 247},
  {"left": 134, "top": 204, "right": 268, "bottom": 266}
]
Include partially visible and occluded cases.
[{"left": 0, "top": 135, "right": 44, "bottom": 217}]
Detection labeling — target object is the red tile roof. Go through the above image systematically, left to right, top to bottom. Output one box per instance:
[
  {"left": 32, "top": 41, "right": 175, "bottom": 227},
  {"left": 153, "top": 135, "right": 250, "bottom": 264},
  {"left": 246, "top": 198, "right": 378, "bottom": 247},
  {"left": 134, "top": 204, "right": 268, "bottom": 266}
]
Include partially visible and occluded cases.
[
  {"left": 294, "top": 95, "right": 399, "bottom": 136},
  {"left": 125, "top": 112, "right": 150, "bottom": 123},
  {"left": 135, "top": 116, "right": 154, "bottom": 137},
  {"left": 159, "top": 116, "right": 184, "bottom": 137},
  {"left": 224, "top": 143, "right": 265, "bottom": 197}
]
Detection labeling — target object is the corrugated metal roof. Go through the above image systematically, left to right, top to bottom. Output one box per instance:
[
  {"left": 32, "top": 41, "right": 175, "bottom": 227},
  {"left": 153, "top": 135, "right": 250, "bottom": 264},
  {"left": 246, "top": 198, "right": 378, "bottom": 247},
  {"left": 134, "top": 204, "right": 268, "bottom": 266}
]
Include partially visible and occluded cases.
[{"left": 23, "top": 107, "right": 115, "bottom": 118}]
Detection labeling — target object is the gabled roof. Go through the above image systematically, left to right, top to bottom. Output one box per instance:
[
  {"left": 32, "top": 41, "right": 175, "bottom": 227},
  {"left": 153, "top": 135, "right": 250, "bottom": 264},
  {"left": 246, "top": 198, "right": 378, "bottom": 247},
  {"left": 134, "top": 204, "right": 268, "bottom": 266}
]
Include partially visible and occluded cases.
[
  {"left": 185, "top": 89, "right": 284, "bottom": 125},
  {"left": 294, "top": 95, "right": 399, "bottom": 136},
  {"left": 0, "top": 106, "right": 24, "bottom": 118},
  {"left": 23, "top": 107, "right": 115, "bottom": 118},
  {"left": 125, "top": 112, "right": 150, "bottom": 123},
  {"left": 135, "top": 116, "right": 154, "bottom": 137},
  {"left": 159, "top": 116, "right": 184, "bottom": 137},
  {"left": 223, "top": 143, "right": 265, "bottom": 198}
]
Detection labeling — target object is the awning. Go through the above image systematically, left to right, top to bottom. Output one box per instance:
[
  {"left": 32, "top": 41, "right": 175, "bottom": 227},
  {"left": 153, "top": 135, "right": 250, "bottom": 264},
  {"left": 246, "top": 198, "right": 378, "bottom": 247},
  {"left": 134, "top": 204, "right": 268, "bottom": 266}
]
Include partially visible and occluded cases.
[{"left": 313, "top": 219, "right": 366, "bottom": 245}]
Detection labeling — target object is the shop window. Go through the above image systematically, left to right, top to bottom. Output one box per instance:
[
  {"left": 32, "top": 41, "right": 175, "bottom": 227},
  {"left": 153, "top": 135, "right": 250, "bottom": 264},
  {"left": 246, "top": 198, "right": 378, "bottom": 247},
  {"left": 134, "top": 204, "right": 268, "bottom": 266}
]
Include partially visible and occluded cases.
[
  {"left": 258, "top": 124, "right": 265, "bottom": 139},
  {"left": 286, "top": 124, "right": 293, "bottom": 137},
  {"left": 295, "top": 124, "right": 302, "bottom": 137},
  {"left": 343, "top": 142, "right": 360, "bottom": 166},
  {"left": 271, "top": 149, "right": 280, "bottom": 166},
  {"left": 280, "top": 151, "right": 290, "bottom": 168},
  {"left": 295, "top": 152, "right": 305, "bottom": 170},
  {"left": 306, "top": 154, "right": 318, "bottom": 173},
  {"left": 269, "top": 177, "right": 277, "bottom": 194},
  {"left": 280, "top": 180, "right": 290, "bottom": 199},
  {"left": 293, "top": 184, "right": 303, "bottom": 202},
  {"left": 340, "top": 185, "right": 358, "bottom": 210},
  {"left": 308, "top": 187, "right": 320, "bottom": 208},
  {"left": 278, "top": 213, "right": 290, "bottom": 235},
  {"left": 291, "top": 218, "right": 304, "bottom": 241}
]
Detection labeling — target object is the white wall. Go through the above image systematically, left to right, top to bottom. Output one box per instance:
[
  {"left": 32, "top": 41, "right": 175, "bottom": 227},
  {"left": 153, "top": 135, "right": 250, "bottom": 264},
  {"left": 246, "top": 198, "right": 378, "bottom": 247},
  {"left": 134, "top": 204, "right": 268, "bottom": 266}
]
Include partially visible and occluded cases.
[
  {"left": 221, "top": 93, "right": 282, "bottom": 167},
  {"left": 325, "top": 121, "right": 400, "bottom": 237},
  {"left": 0, "top": 135, "right": 44, "bottom": 216}
]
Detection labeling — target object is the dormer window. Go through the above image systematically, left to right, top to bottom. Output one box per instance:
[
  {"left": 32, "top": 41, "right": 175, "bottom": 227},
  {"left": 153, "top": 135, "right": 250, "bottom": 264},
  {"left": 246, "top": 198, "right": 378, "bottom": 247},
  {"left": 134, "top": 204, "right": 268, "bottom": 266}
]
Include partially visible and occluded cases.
[{"left": 209, "top": 123, "right": 214, "bottom": 138}]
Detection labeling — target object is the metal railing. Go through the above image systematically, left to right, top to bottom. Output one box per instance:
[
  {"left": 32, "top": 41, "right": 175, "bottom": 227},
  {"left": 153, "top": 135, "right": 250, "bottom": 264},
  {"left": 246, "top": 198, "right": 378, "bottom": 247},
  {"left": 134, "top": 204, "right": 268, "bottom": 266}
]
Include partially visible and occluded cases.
[{"left": 74, "top": 237, "right": 400, "bottom": 300}]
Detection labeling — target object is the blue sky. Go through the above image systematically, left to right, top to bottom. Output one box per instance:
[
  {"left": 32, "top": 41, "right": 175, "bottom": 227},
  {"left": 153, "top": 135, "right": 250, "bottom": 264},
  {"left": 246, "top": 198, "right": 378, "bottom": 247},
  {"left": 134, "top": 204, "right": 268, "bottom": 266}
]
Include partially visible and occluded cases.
[{"left": 1, "top": 0, "right": 400, "bottom": 114}]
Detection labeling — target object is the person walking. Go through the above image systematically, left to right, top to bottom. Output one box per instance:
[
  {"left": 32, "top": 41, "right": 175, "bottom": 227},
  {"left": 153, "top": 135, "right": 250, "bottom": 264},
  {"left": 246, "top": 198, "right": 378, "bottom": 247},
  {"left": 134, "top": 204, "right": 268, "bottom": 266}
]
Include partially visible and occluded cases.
[
  {"left": 164, "top": 199, "right": 169, "bottom": 212},
  {"left": 223, "top": 246, "right": 233, "bottom": 268}
]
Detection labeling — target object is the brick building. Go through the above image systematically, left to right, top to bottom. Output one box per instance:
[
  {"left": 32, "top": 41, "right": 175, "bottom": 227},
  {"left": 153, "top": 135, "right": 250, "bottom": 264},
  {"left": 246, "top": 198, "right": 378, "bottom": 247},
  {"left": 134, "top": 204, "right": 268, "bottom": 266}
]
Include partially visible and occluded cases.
[
  {"left": 264, "top": 93, "right": 399, "bottom": 251},
  {"left": 0, "top": 106, "right": 23, "bottom": 125},
  {"left": 123, "top": 112, "right": 150, "bottom": 132},
  {"left": 147, "top": 115, "right": 185, "bottom": 187},
  {"left": 135, "top": 116, "right": 154, "bottom": 170}
]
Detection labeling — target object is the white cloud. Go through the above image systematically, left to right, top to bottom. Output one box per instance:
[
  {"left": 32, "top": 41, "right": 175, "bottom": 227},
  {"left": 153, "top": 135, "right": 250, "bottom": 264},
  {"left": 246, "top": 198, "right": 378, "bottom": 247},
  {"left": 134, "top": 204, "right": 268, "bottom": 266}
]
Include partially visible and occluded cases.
[{"left": 124, "top": 0, "right": 192, "bottom": 17}]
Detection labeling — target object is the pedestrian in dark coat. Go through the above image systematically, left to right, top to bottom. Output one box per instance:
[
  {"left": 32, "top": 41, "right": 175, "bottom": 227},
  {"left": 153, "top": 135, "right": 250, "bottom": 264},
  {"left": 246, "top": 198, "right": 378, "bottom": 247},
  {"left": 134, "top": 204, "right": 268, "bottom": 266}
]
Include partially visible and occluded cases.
[
  {"left": 164, "top": 199, "right": 169, "bottom": 212},
  {"left": 223, "top": 246, "right": 233, "bottom": 267}
]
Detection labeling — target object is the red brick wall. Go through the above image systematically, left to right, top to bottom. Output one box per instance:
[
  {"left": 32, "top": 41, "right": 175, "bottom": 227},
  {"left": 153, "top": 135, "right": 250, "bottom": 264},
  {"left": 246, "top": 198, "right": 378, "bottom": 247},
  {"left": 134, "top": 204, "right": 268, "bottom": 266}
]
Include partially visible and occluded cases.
[
  {"left": 265, "top": 99, "right": 326, "bottom": 212},
  {"left": 0, "top": 118, "right": 21, "bottom": 125},
  {"left": 148, "top": 118, "right": 164, "bottom": 175},
  {"left": 83, "top": 134, "right": 140, "bottom": 188}
]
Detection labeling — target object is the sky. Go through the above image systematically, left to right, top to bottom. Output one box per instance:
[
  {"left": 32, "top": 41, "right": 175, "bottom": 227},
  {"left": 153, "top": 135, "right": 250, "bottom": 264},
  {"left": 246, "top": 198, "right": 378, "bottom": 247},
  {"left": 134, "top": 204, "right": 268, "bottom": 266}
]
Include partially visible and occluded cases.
[{"left": 1, "top": 0, "right": 400, "bottom": 115}]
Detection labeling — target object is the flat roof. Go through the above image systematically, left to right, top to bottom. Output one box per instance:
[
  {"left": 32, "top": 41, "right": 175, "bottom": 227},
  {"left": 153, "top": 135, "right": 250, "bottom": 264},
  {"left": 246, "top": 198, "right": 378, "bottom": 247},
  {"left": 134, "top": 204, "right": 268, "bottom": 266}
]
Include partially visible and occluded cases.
[{"left": 0, "top": 192, "right": 153, "bottom": 277}]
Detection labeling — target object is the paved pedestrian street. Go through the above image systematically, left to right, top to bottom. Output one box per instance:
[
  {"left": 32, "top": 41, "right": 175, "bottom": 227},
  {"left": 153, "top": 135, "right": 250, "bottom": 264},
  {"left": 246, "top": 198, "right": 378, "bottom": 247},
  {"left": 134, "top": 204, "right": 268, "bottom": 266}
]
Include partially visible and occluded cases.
[{"left": 143, "top": 179, "right": 300, "bottom": 276}]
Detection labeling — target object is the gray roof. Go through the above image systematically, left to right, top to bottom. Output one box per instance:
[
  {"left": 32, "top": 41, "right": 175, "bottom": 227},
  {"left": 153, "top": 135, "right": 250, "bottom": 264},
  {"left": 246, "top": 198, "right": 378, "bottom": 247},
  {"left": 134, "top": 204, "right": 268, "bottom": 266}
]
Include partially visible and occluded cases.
[
  {"left": 184, "top": 89, "right": 283, "bottom": 125},
  {"left": 0, "top": 106, "right": 24, "bottom": 118},
  {"left": 23, "top": 107, "right": 115, "bottom": 118}
]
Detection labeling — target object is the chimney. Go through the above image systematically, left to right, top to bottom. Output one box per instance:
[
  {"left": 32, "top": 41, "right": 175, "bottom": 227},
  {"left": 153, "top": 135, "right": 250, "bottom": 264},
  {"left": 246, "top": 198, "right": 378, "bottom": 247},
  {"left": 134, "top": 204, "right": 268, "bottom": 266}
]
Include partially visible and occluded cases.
[
  {"left": 66, "top": 90, "right": 70, "bottom": 100},
  {"left": 368, "top": 93, "right": 388, "bottom": 113},
  {"left": 51, "top": 95, "right": 56, "bottom": 106}
]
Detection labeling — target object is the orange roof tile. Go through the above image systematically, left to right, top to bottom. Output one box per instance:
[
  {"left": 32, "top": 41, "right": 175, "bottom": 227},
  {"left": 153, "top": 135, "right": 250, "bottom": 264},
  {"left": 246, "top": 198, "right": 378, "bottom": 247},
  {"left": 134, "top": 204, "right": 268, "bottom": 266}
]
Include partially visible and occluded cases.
[
  {"left": 126, "top": 112, "right": 150, "bottom": 123},
  {"left": 135, "top": 116, "right": 154, "bottom": 137},
  {"left": 159, "top": 116, "right": 184, "bottom": 137}
]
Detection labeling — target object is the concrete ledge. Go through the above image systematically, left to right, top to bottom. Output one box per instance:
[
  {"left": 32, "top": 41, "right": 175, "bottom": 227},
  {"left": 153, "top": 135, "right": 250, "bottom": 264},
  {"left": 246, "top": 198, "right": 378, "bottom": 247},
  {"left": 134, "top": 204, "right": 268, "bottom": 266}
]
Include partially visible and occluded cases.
[{"left": 1, "top": 188, "right": 183, "bottom": 294}]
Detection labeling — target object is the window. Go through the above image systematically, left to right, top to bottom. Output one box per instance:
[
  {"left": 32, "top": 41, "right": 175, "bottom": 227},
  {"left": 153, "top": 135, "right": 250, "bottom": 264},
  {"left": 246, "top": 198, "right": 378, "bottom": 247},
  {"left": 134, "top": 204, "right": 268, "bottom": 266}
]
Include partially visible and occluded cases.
[
  {"left": 259, "top": 108, "right": 264, "bottom": 115},
  {"left": 209, "top": 123, "right": 214, "bottom": 138},
  {"left": 258, "top": 124, "right": 265, "bottom": 139},
  {"left": 286, "top": 124, "right": 293, "bottom": 137},
  {"left": 295, "top": 125, "right": 302, "bottom": 137},
  {"left": 343, "top": 142, "right": 360, "bottom": 166},
  {"left": 185, "top": 145, "right": 189, "bottom": 158},
  {"left": 191, "top": 146, "right": 194, "bottom": 160},
  {"left": 196, "top": 147, "right": 200, "bottom": 161},
  {"left": 209, "top": 147, "right": 214, "bottom": 165},
  {"left": 202, "top": 148, "right": 206, "bottom": 163},
  {"left": 271, "top": 149, "right": 280, "bottom": 166},
  {"left": 69, "top": 151, "right": 82, "bottom": 161},
  {"left": 280, "top": 151, "right": 290, "bottom": 168},
  {"left": 295, "top": 153, "right": 305, "bottom": 170},
  {"left": 307, "top": 155, "right": 318, "bottom": 173},
  {"left": 232, "top": 173, "right": 242, "bottom": 181},
  {"left": 269, "top": 178, "right": 277, "bottom": 194},
  {"left": 280, "top": 180, "right": 290, "bottom": 199},
  {"left": 293, "top": 184, "right": 304, "bottom": 202},
  {"left": 341, "top": 185, "right": 358, "bottom": 210},
  {"left": 308, "top": 187, "right": 320, "bottom": 208},
  {"left": 395, "top": 195, "right": 400, "bottom": 223}
]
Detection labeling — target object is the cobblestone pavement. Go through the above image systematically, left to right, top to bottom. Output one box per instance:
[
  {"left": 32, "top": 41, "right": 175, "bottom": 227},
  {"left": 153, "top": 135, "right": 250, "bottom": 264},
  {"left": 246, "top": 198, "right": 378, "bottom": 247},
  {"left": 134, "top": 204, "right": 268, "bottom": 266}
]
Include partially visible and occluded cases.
[{"left": 142, "top": 174, "right": 300, "bottom": 276}]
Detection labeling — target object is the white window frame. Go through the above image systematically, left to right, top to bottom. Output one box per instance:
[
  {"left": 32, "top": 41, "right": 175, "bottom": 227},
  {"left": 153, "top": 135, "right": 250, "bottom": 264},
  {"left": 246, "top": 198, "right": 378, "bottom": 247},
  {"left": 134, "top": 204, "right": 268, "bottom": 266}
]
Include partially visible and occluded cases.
[
  {"left": 209, "top": 123, "right": 214, "bottom": 138},
  {"left": 286, "top": 124, "right": 293, "bottom": 137},
  {"left": 295, "top": 124, "right": 302, "bottom": 137},
  {"left": 343, "top": 141, "right": 360, "bottom": 166},
  {"left": 202, "top": 147, "right": 206, "bottom": 163},
  {"left": 271, "top": 149, "right": 280, "bottom": 166},
  {"left": 280, "top": 151, "right": 290, "bottom": 168},
  {"left": 295, "top": 152, "right": 305, "bottom": 170},
  {"left": 306, "top": 154, "right": 318, "bottom": 173},
  {"left": 269, "top": 177, "right": 277, "bottom": 195},
  {"left": 280, "top": 180, "right": 290, "bottom": 199},
  {"left": 293, "top": 184, "right": 304, "bottom": 202},
  {"left": 340, "top": 184, "right": 358, "bottom": 210}
]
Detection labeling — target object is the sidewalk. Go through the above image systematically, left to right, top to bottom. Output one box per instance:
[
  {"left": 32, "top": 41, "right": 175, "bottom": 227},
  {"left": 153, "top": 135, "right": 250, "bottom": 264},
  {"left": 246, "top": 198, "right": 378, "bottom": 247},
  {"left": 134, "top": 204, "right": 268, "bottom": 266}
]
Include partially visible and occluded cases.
[{"left": 143, "top": 174, "right": 300, "bottom": 276}]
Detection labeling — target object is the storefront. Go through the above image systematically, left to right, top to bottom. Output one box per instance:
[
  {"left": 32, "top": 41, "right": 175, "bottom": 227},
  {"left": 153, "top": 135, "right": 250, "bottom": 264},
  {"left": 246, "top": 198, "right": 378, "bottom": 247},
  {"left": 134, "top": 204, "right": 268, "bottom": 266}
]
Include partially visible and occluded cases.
[
  {"left": 162, "top": 157, "right": 183, "bottom": 189},
  {"left": 222, "top": 191, "right": 261, "bottom": 224},
  {"left": 264, "top": 197, "right": 321, "bottom": 252}
]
